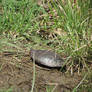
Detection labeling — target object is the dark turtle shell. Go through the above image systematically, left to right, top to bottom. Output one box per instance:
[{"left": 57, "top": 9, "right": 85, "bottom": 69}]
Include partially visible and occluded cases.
[{"left": 30, "top": 48, "right": 64, "bottom": 68}]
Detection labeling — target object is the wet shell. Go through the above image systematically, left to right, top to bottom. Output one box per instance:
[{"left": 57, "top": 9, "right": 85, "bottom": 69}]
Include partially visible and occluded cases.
[{"left": 30, "top": 49, "right": 64, "bottom": 68}]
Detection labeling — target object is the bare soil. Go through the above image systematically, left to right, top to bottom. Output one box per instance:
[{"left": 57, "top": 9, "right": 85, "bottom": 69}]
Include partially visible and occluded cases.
[{"left": 0, "top": 52, "right": 82, "bottom": 92}]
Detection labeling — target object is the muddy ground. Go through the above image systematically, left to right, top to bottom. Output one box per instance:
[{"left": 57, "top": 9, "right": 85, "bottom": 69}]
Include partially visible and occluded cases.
[{"left": 0, "top": 52, "right": 82, "bottom": 92}]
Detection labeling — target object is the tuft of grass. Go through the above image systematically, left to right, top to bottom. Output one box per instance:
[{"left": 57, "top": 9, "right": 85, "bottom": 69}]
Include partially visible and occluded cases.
[{"left": 48, "top": 0, "right": 92, "bottom": 72}]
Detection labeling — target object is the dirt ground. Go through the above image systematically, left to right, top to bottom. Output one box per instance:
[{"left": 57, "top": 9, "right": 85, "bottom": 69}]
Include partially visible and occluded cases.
[{"left": 0, "top": 52, "right": 82, "bottom": 92}]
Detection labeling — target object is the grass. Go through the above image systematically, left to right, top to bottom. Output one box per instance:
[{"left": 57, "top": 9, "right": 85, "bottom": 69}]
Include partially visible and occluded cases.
[
  {"left": 0, "top": 0, "right": 92, "bottom": 92},
  {"left": 0, "top": 0, "right": 47, "bottom": 38},
  {"left": 49, "top": 0, "right": 92, "bottom": 72},
  {"left": 74, "top": 71, "right": 92, "bottom": 92},
  {"left": 72, "top": 72, "right": 88, "bottom": 92},
  {"left": 46, "top": 85, "right": 54, "bottom": 92}
]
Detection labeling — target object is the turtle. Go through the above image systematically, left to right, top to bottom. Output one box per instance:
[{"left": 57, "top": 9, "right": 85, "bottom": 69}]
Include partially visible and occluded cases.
[{"left": 30, "top": 48, "right": 65, "bottom": 68}]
